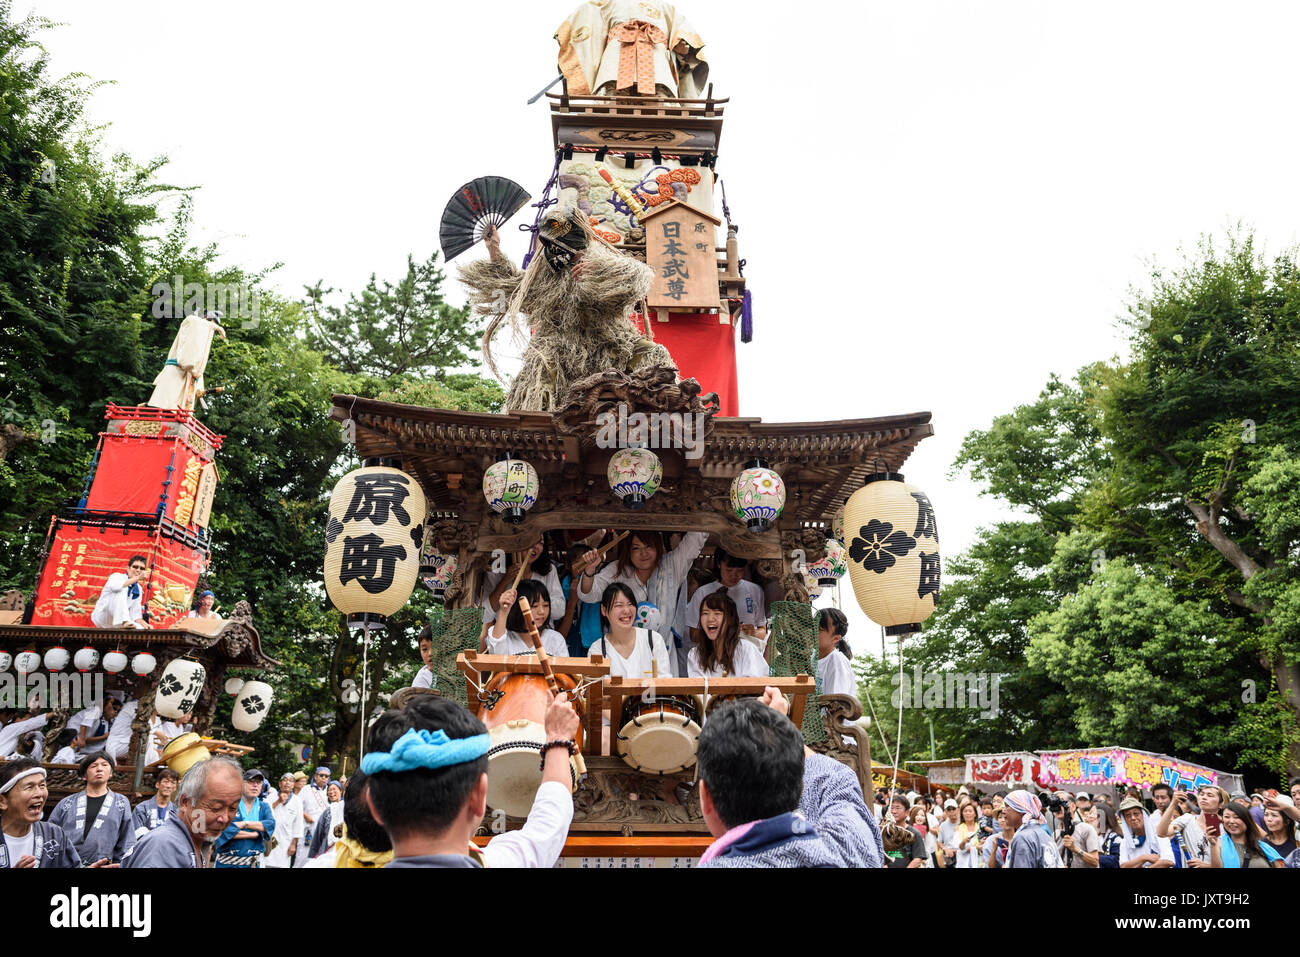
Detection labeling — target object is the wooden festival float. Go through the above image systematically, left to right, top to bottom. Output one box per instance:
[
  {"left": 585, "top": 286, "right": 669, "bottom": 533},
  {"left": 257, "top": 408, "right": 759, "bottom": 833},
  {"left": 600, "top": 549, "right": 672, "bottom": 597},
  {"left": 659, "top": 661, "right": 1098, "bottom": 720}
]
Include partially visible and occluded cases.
[
  {"left": 322, "top": 2, "right": 943, "bottom": 864},
  {"left": 1, "top": 368, "right": 275, "bottom": 802}
]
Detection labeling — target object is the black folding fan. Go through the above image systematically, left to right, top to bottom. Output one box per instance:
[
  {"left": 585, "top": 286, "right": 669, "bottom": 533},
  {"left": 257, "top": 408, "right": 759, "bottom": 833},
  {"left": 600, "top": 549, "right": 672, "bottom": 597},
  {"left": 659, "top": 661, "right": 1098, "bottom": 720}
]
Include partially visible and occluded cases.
[{"left": 439, "top": 176, "right": 532, "bottom": 262}]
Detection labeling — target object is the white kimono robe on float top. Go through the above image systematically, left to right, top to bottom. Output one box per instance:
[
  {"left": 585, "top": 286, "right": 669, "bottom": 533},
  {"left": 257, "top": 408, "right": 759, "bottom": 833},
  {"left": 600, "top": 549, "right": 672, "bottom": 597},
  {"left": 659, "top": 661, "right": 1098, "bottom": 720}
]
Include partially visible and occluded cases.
[
  {"left": 555, "top": 0, "right": 708, "bottom": 98},
  {"left": 147, "top": 313, "right": 219, "bottom": 410},
  {"left": 91, "top": 572, "right": 144, "bottom": 628},
  {"left": 48, "top": 789, "right": 136, "bottom": 864},
  {"left": 0, "top": 821, "right": 84, "bottom": 869}
]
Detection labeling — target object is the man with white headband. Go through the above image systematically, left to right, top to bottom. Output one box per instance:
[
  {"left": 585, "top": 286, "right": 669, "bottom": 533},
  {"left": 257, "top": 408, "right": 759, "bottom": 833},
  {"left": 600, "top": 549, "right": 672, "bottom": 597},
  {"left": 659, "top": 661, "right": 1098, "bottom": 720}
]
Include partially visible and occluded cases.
[
  {"left": 363, "top": 692, "right": 579, "bottom": 867},
  {"left": 0, "top": 759, "right": 110, "bottom": 868},
  {"left": 1001, "top": 789, "right": 1063, "bottom": 868}
]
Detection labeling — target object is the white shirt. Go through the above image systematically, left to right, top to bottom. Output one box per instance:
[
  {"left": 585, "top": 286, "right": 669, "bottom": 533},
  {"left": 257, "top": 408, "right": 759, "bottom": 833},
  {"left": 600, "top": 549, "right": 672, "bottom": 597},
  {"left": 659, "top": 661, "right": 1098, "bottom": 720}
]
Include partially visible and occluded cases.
[
  {"left": 578, "top": 532, "right": 706, "bottom": 643},
  {"left": 480, "top": 566, "right": 567, "bottom": 625},
  {"left": 91, "top": 572, "right": 143, "bottom": 626},
  {"left": 685, "top": 580, "right": 767, "bottom": 630},
  {"left": 486, "top": 628, "right": 569, "bottom": 658},
  {"left": 590, "top": 628, "right": 675, "bottom": 679},
  {"left": 686, "top": 639, "right": 769, "bottom": 678},
  {"left": 818, "top": 649, "right": 856, "bottom": 697},
  {"left": 411, "top": 665, "right": 435, "bottom": 689},
  {"left": 104, "top": 700, "right": 137, "bottom": 760},
  {"left": 0, "top": 713, "right": 47, "bottom": 757},
  {"left": 145, "top": 716, "right": 189, "bottom": 765},
  {"left": 480, "top": 780, "right": 573, "bottom": 868},
  {"left": 301, "top": 785, "right": 330, "bottom": 826},
  {"left": 263, "top": 795, "right": 304, "bottom": 868},
  {"left": 1120, "top": 824, "right": 1174, "bottom": 866},
  {"left": 2, "top": 829, "right": 35, "bottom": 865}
]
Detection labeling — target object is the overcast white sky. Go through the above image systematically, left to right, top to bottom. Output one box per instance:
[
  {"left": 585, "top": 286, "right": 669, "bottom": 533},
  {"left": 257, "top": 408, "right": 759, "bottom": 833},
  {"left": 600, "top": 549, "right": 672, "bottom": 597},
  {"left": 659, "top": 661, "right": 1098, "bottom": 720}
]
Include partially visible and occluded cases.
[{"left": 29, "top": 0, "right": 1300, "bottom": 658}]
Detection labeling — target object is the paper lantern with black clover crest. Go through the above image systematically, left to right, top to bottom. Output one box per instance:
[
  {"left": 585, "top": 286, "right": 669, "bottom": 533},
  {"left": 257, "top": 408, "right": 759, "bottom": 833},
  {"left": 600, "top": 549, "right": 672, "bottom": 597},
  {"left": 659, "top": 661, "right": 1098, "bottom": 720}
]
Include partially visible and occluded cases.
[
  {"left": 324, "top": 464, "right": 427, "bottom": 631},
  {"left": 843, "top": 473, "right": 941, "bottom": 637},
  {"left": 232, "top": 680, "right": 274, "bottom": 732}
]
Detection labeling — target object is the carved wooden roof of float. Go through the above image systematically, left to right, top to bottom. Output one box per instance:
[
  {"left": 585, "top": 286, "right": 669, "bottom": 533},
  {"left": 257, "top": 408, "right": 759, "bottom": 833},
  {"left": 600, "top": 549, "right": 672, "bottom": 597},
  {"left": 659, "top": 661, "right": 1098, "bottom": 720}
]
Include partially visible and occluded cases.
[{"left": 331, "top": 370, "right": 932, "bottom": 559}]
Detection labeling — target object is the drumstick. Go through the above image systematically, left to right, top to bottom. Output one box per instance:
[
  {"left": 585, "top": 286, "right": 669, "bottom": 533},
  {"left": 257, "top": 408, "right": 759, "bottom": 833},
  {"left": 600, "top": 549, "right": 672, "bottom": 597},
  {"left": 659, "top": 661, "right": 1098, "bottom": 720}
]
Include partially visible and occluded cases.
[
  {"left": 573, "top": 531, "right": 629, "bottom": 576},
  {"left": 509, "top": 550, "right": 530, "bottom": 591},
  {"left": 517, "top": 596, "right": 586, "bottom": 776}
]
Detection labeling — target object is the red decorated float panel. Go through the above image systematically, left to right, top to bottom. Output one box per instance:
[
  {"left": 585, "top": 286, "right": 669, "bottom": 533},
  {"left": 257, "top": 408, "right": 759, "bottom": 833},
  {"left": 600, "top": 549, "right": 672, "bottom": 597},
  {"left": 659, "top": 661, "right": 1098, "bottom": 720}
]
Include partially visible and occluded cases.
[
  {"left": 630, "top": 312, "right": 739, "bottom": 416},
  {"left": 31, "top": 518, "right": 207, "bottom": 631}
]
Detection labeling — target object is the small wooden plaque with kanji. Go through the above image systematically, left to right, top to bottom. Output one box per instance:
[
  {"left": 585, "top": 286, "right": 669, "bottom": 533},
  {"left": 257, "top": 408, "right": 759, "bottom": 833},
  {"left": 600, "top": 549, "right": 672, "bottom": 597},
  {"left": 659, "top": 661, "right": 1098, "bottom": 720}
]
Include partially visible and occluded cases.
[{"left": 641, "top": 199, "right": 723, "bottom": 311}]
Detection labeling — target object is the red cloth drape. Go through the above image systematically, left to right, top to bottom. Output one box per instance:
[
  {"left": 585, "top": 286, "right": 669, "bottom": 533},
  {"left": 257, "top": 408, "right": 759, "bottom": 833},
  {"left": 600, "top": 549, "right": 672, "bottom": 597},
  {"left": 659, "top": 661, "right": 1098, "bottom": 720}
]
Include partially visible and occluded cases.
[{"left": 630, "top": 312, "right": 739, "bottom": 416}]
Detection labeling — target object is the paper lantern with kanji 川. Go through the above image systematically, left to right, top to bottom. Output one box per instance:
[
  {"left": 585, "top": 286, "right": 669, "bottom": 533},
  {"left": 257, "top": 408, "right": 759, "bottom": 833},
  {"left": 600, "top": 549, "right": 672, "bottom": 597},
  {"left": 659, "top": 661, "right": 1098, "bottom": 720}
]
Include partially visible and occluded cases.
[
  {"left": 607, "top": 448, "right": 662, "bottom": 509},
  {"left": 483, "top": 454, "right": 539, "bottom": 524},
  {"left": 730, "top": 459, "right": 785, "bottom": 532},
  {"left": 324, "top": 463, "right": 427, "bottom": 631},
  {"left": 843, "top": 473, "right": 941, "bottom": 637},
  {"left": 805, "top": 538, "right": 848, "bottom": 586},
  {"left": 43, "top": 646, "right": 69, "bottom": 672},
  {"left": 74, "top": 647, "right": 99, "bottom": 672},
  {"left": 15, "top": 650, "right": 40, "bottom": 675},
  {"left": 0, "top": 651, "right": 11, "bottom": 672},
  {"left": 102, "top": 651, "right": 128, "bottom": 674},
  {"left": 156, "top": 658, "right": 207, "bottom": 719},
  {"left": 232, "top": 680, "right": 274, "bottom": 732}
]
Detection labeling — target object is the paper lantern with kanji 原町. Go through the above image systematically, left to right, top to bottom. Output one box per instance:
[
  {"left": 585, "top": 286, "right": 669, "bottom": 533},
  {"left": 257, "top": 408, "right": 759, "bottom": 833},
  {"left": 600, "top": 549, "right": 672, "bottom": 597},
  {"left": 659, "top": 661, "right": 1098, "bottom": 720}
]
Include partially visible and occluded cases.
[
  {"left": 482, "top": 454, "right": 539, "bottom": 524},
  {"left": 324, "top": 462, "right": 427, "bottom": 631},
  {"left": 843, "top": 472, "right": 941, "bottom": 637}
]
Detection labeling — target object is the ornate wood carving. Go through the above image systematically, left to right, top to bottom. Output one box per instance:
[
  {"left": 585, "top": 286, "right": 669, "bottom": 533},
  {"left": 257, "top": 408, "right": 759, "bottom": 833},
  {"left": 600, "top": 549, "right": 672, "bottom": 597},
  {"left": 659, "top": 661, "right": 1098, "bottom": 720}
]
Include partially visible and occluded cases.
[
  {"left": 552, "top": 367, "right": 719, "bottom": 444},
  {"left": 809, "top": 693, "right": 872, "bottom": 798},
  {"left": 40, "top": 708, "right": 72, "bottom": 763}
]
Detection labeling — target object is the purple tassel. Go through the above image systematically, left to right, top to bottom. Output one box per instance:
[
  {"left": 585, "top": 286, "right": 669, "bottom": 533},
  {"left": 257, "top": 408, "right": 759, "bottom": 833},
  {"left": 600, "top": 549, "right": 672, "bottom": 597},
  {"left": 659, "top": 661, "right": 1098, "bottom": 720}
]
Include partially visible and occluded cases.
[{"left": 740, "top": 289, "right": 753, "bottom": 343}]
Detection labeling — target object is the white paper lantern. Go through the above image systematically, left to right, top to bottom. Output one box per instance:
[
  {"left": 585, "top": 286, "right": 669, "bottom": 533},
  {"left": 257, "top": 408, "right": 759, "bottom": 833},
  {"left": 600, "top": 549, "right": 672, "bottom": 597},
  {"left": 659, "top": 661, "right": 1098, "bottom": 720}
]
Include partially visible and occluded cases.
[
  {"left": 607, "top": 448, "right": 662, "bottom": 509},
  {"left": 482, "top": 454, "right": 539, "bottom": 524},
  {"left": 729, "top": 459, "right": 786, "bottom": 532},
  {"left": 325, "top": 463, "right": 427, "bottom": 631},
  {"left": 844, "top": 473, "right": 941, "bottom": 637},
  {"left": 419, "top": 532, "right": 458, "bottom": 600},
  {"left": 805, "top": 538, "right": 848, "bottom": 586},
  {"left": 43, "top": 646, "right": 69, "bottom": 672},
  {"left": 74, "top": 647, "right": 100, "bottom": 672},
  {"left": 15, "top": 650, "right": 41, "bottom": 675},
  {"left": 0, "top": 651, "right": 11, "bottom": 672},
  {"left": 102, "top": 651, "right": 128, "bottom": 674},
  {"left": 131, "top": 652, "right": 157, "bottom": 676},
  {"left": 156, "top": 658, "right": 207, "bottom": 719},
  {"left": 224, "top": 677, "right": 245, "bottom": 696},
  {"left": 232, "top": 680, "right": 274, "bottom": 732}
]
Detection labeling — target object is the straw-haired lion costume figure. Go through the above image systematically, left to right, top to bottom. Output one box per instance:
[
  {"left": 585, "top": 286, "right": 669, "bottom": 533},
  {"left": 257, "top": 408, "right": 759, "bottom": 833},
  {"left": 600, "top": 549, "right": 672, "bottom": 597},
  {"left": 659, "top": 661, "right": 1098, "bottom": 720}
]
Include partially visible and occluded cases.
[{"left": 458, "top": 204, "right": 677, "bottom": 412}]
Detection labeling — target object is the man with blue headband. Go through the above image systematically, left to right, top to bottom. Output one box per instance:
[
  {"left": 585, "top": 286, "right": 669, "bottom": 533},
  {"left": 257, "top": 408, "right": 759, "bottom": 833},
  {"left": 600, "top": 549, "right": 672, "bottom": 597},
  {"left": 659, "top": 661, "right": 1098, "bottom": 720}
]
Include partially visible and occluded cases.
[{"left": 363, "top": 692, "right": 580, "bottom": 867}]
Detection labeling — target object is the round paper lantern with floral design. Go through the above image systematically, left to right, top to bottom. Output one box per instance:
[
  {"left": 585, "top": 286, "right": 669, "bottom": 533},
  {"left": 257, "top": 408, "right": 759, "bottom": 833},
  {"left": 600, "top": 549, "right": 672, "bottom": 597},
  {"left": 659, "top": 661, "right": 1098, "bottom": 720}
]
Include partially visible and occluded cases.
[
  {"left": 607, "top": 448, "right": 662, "bottom": 509},
  {"left": 482, "top": 454, "right": 539, "bottom": 525},
  {"left": 729, "top": 459, "right": 786, "bottom": 532},
  {"left": 324, "top": 462, "right": 428, "bottom": 631},
  {"left": 843, "top": 473, "right": 941, "bottom": 636},
  {"left": 831, "top": 501, "right": 846, "bottom": 544},
  {"left": 418, "top": 534, "right": 458, "bottom": 599},
  {"left": 805, "top": 538, "right": 848, "bottom": 586},
  {"left": 43, "top": 646, "right": 69, "bottom": 672},
  {"left": 74, "top": 647, "right": 100, "bottom": 672},
  {"left": 15, "top": 650, "right": 40, "bottom": 675},
  {"left": 232, "top": 680, "right": 274, "bottom": 732}
]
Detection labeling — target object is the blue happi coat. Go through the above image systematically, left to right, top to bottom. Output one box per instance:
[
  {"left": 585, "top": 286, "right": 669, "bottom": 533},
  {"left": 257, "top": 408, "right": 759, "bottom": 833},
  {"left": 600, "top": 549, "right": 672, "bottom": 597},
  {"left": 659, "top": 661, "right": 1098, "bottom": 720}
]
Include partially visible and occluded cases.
[
  {"left": 48, "top": 789, "right": 136, "bottom": 864},
  {"left": 0, "top": 821, "right": 84, "bottom": 868}
]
